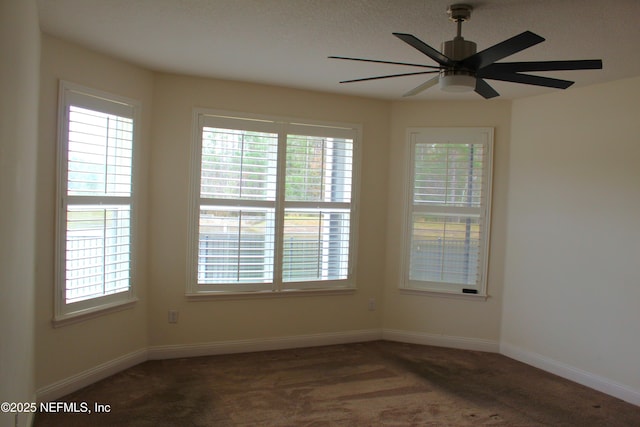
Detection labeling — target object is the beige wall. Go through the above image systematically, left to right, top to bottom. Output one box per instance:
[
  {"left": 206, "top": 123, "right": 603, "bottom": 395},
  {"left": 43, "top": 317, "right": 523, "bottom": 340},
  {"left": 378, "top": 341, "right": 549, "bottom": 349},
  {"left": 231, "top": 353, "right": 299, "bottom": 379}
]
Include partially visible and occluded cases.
[
  {"left": 0, "top": 0, "right": 39, "bottom": 425},
  {"left": 35, "top": 35, "right": 154, "bottom": 389},
  {"left": 148, "top": 73, "right": 389, "bottom": 346},
  {"left": 502, "top": 76, "right": 640, "bottom": 392},
  {"left": 382, "top": 100, "right": 511, "bottom": 342}
]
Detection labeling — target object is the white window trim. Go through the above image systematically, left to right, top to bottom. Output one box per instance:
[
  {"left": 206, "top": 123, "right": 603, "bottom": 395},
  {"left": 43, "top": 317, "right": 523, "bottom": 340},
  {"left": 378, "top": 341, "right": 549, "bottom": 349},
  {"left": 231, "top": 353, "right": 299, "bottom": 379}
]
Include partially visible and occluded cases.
[
  {"left": 54, "top": 81, "right": 140, "bottom": 324},
  {"left": 186, "top": 109, "right": 361, "bottom": 296},
  {"left": 400, "top": 127, "right": 494, "bottom": 298}
]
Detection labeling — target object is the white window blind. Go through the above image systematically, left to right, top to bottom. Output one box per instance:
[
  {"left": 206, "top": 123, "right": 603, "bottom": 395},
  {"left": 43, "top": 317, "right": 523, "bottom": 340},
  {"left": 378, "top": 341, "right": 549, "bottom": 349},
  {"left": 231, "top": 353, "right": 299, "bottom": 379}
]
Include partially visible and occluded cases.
[
  {"left": 55, "top": 82, "right": 138, "bottom": 321},
  {"left": 66, "top": 106, "right": 133, "bottom": 197},
  {"left": 188, "top": 111, "right": 360, "bottom": 294},
  {"left": 198, "top": 127, "right": 278, "bottom": 287},
  {"left": 403, "top": 128, "right": 493, "bottom": 295},
  {"left": 283, "top": 134, "right": 353, "bottom": 283},
  {"left": 65, "top": 204, "right": 131, "bottom": 304}
]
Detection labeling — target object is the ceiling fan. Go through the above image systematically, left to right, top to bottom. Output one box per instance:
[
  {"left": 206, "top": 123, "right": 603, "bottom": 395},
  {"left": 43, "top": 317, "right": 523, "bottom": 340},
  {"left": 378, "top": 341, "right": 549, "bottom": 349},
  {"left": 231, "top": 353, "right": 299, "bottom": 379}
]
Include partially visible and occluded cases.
[{"left": 329, "top": 3, "right": 602, "bottom": 98}]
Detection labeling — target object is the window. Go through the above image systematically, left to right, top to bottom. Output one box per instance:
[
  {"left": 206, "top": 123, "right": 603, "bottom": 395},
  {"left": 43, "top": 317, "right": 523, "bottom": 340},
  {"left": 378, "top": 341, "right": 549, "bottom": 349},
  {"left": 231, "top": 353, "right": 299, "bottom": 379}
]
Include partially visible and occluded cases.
[
  {"left": 55, "top": 81, "right": 139, "bottom": 321},
  {"left": 187, "top": 110, "right": 359, "bottom": 294},
  {"left": 402, "top": 127, "right": 493, "bottom": 296}
]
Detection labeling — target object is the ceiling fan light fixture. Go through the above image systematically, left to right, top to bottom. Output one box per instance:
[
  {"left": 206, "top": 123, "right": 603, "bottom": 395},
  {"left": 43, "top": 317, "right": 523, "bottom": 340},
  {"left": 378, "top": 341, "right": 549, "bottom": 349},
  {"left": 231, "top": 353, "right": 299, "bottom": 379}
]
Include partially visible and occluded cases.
[{"left": 439, "top": 73, "right": 476, "bottom": 92}]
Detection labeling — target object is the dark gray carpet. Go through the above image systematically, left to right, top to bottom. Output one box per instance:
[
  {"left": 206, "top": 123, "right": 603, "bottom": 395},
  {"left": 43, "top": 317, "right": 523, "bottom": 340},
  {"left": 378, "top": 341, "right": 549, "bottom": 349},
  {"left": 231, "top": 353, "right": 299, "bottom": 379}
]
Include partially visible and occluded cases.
[{"left": 34, "top": 341, "right": 640, "bottom": 426}]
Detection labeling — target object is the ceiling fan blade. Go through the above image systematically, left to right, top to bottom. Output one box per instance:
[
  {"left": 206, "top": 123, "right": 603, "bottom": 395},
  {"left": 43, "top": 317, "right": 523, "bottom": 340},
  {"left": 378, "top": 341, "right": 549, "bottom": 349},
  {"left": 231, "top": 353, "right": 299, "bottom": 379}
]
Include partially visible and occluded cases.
[
  {"left": 461, "top": 31, "right": 545, "bottom": 70},
  {"left": 393, "top": 33, "right": 454, "bottom": 66},
  {"left": 328, "top": 56, "right": 442, "bottom": 69},
  {"left": 480, "top": 59, "right": 603, "bottom": 73},
  {"left": 339, "top": 70, "right": 439, "bottom": 84},
  {"left": 481, "top": 72, "right": 574, "bottom": 89},
  {"left": 403, "top": 76, "right": 440, "bottom": 97},
  {"left": 474, "top": 78, "right": 500, "bottom": 99}
]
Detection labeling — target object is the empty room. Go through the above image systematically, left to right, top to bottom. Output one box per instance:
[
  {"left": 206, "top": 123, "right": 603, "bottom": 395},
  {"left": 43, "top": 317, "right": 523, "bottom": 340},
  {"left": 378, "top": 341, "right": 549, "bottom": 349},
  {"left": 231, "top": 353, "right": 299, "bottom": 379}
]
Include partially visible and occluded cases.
[{"left": 1, "top": 0, "right": 639, "bottom": 426}]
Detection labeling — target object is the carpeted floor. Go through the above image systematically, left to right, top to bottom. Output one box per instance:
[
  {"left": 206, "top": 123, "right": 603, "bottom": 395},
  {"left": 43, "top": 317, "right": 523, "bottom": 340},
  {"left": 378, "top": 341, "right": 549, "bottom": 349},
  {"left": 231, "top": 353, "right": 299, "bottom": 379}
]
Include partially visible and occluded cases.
[{"left": 34, "top": 341, "right": 640, "bottom": 426}]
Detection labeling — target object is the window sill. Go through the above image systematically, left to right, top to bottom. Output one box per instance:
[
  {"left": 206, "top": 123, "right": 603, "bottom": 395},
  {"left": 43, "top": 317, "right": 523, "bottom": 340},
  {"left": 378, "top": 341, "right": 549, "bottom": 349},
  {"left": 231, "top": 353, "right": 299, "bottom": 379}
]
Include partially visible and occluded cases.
[
  {"left": 186, "top": 287, "right": 356, "bottom": 301},
  {"left": 399, "top": 288, "right": 489, "bottom": 301},
  {"left": 52, "top": 298, "right": 138, "bottom": 328}
]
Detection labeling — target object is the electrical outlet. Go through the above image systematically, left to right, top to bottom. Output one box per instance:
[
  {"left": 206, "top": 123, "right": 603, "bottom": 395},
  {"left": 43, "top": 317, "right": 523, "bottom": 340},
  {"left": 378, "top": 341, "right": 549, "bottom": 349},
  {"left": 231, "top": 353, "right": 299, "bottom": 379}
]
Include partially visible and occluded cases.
[
  {"left": 368, "top": 298, "right": 376, "bottom": 311},
  {"left": 168, "top": 310, "right": 179, "bottom": 323}
]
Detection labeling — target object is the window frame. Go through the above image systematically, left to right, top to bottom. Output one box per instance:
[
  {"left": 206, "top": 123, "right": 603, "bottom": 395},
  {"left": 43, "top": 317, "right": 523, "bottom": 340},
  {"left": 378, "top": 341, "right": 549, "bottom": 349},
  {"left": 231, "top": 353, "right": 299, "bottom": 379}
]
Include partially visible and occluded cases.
[
  {"left": 54, "top": 81, "right": 140, "bottom": 324},
  {"left": 187, "top": 109, "right": 361, "bottom": 296},
  {"left": 400, "top": 127, "right": 494, "bottom": 297}
]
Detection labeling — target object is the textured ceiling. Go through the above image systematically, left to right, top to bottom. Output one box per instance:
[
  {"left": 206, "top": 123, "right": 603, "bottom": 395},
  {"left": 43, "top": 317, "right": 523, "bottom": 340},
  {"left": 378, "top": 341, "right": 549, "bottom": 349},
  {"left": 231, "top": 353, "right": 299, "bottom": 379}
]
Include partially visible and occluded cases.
[{"left": 37, "top": 0, "right": 640, "bottom": 100}]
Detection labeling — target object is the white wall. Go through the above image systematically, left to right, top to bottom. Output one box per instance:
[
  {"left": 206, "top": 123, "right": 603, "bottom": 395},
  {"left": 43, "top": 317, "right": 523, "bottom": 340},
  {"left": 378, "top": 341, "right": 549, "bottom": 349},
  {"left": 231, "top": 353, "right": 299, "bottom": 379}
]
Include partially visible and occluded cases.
[
  {"left": 0, "top": 0, "right": 39, "bottom": 425},
  {"left": 35, "top": 35, "right": 154, "bottom": 392},
  {"left": 502, "top": 76, "right": 640, "bottom": 404},
  {"left": 382, "top": 100, "right": 511, "bottom": 349}
]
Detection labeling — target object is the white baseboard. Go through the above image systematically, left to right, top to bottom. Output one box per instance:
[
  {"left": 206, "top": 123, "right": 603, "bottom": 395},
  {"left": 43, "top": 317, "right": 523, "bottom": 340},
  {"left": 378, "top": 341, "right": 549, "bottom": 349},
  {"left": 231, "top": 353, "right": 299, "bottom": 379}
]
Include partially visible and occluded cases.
[
  {"left": 382, "top": 328, "right": 500, "bottom": 353},
  {"left": 35, "top": 329, "right": 381, "bottom": 402},
  {"left": 147, "top": 329, "right": 382, "bottom": 360},
  {"left": 500, "top": 342, "right": 640, "bottom": 406},
  {"left": 35, "top": 348, "right": 147, "bottom": 403},
  {"left": 26, "top": 392, "right": 37, "bottom": 427}
]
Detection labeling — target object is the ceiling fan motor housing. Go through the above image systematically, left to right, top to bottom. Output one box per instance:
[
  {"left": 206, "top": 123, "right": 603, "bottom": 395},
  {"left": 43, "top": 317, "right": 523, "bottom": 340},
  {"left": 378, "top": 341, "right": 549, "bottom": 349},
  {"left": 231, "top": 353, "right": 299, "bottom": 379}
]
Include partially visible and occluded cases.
[
  {"left": 440, "top": 38, "right": 477, "bottom": 91},
  {"left": 441, "top": 38, "right": 476, "bottom": 62}
]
